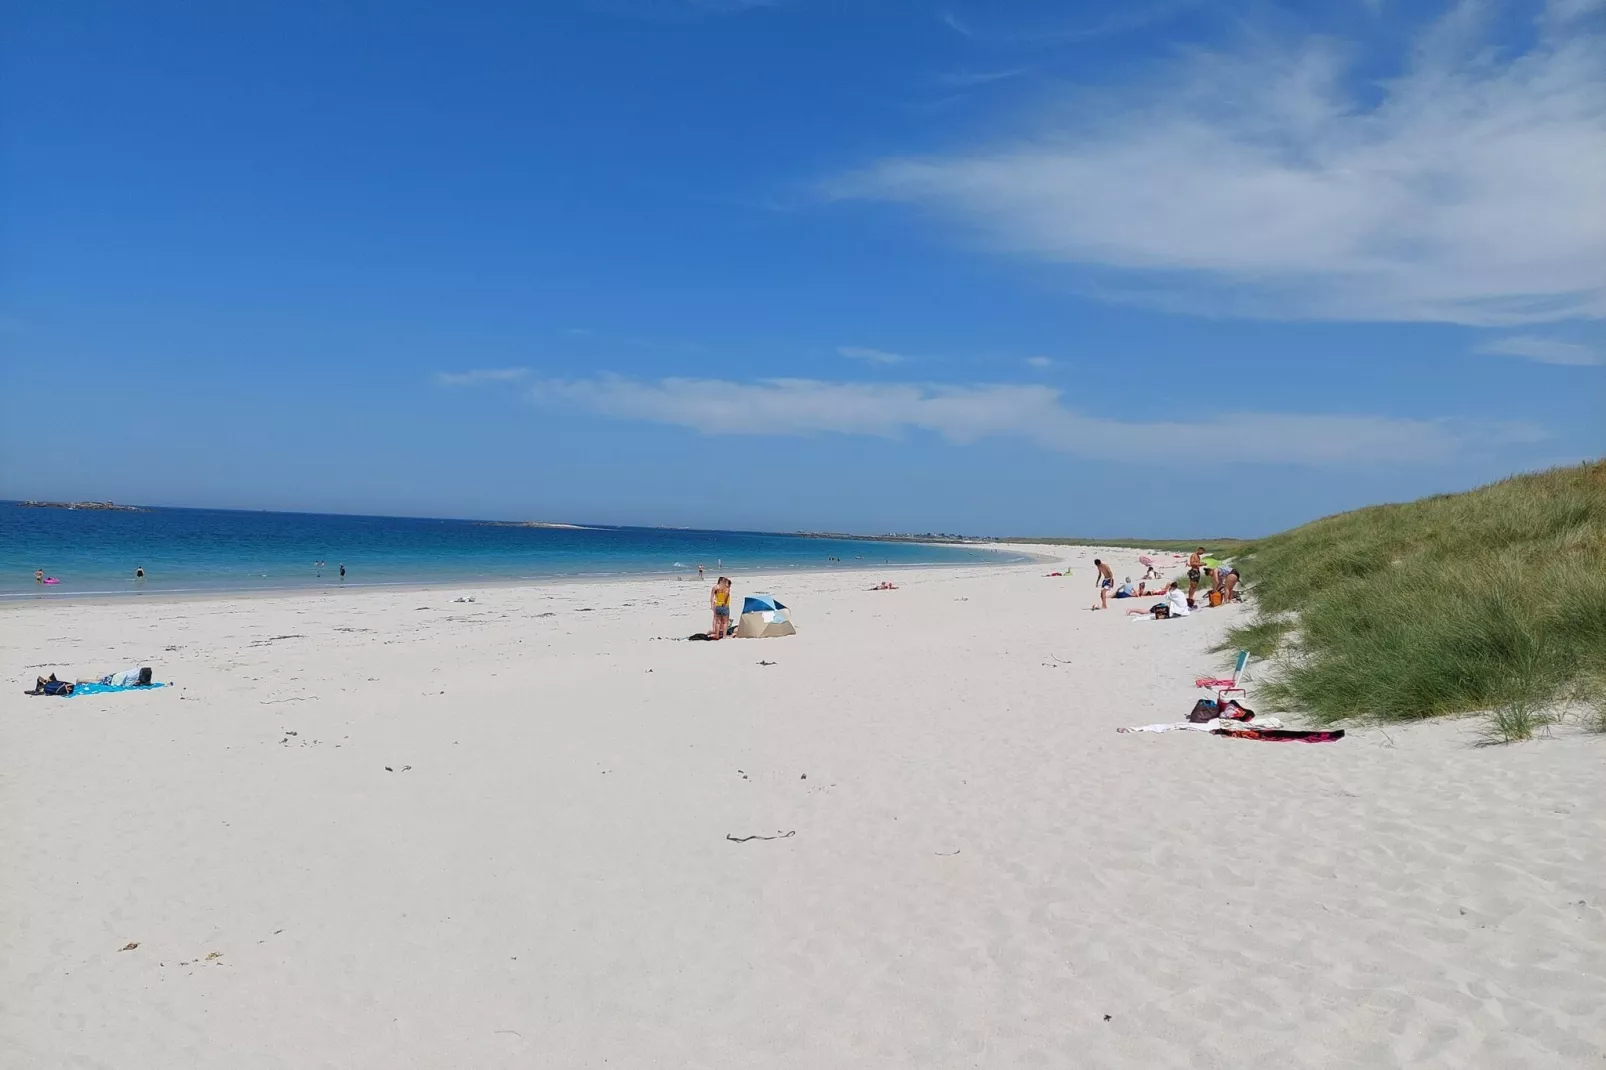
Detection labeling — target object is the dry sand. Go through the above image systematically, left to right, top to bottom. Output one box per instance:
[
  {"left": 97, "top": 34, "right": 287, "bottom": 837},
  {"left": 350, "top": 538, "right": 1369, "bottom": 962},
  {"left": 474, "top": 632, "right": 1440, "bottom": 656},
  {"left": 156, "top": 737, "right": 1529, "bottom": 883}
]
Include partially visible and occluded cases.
[{"left": 2, "top": 547, "right": 1603, "bottom": 1068}]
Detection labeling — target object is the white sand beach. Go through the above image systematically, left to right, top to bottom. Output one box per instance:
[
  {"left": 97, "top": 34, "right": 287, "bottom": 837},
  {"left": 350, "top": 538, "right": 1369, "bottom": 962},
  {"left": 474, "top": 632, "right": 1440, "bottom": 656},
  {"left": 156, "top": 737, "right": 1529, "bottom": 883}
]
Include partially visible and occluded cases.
[{"left": 2, "top": 547, "right": 1602, "bottom": 1069}]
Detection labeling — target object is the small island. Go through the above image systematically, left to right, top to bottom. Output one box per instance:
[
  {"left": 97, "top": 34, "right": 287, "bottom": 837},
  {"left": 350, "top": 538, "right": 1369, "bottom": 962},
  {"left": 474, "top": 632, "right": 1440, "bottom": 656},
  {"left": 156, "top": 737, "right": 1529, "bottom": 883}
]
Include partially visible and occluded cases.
[
  {"left": 19, "top": 500, "right": 148, "bottom": 512},
  {"left": 478, "top": 520, "right": 593, "bottom": 530},
  {"left": 794, "top": 531, "right": 984, "bottom": 544}
]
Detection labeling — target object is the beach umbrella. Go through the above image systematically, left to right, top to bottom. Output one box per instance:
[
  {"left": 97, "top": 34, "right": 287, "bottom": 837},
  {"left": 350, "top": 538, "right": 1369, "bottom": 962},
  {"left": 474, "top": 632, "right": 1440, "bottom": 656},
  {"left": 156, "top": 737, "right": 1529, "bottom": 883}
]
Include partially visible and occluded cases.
[
  {"left": 1138, "top": 555, "right": 1156, "bottom": 567},
  {"left": 1202, "top": 556, "right": 1223, "bottom": 568}
]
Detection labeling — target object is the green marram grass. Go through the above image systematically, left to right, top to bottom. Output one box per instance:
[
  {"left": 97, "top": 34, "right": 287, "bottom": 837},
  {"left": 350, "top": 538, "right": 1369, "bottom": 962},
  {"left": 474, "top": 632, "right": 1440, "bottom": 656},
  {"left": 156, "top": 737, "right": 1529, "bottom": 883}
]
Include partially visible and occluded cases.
[
  {"left": 1223, "top": 460, "right": 1606, "bottom": 725},
  {"left": 1007, "top": 536, "right": 1253, "bottom": 555}
]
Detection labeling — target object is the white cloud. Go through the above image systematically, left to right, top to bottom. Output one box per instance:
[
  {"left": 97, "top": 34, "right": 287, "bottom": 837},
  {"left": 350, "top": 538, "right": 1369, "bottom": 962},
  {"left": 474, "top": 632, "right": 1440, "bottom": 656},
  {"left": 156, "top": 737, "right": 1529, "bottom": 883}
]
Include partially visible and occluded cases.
[
  {"left": 686, "top": 0, "right": 775, "bottom": 10},
  {"left": 938, "top": 1, "right": 1196, "bottom": 45},
  {"left": 835, "top": 4, "right": 1606, "bottom": 326},
  {"left": 938, "top": 10, "right": 975, "bottom": 38},
  {"left": 937, "top": 68, "right": 1028, "bottom": 89},
  {"left": 1474, "top": 336, "right": 1603, "bottom": 365},
  {"left": 837, "top": 345, "right": 908, "bottom": 365},
  {"left": 1024, "top": 356, "right": 1055, "bottom": 368},
  {"left": 434, "top": 368, "right": 530, "bottom": 387},
  {"left": 528, "top": 374, "right": 1536, "bottom": 465}
]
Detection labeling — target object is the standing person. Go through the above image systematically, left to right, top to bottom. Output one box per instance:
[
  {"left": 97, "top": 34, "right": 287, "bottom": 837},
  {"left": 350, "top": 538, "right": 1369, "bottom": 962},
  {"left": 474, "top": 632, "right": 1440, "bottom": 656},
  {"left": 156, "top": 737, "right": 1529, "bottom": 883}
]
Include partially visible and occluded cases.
[
  {"left": 1187, "top": 547, "right": 1206, "bottom": 602},
  {"left": 1093, "top": 558, "right": 1115, "bottom": 609},
  {"left": 339, "top": 563, "right": 346, "bottom": 581},
  {"left": 697, "top": 564, "right": 705, "bottom": 581},
  {"left": 134, "top": 567, "right": 145, "bottom": 581},
  {"left": 35, "top": 569, "right": 45, "bottom": 584},
  {"left": 709, "top": 576, "right": 733, "bottom": 639}
]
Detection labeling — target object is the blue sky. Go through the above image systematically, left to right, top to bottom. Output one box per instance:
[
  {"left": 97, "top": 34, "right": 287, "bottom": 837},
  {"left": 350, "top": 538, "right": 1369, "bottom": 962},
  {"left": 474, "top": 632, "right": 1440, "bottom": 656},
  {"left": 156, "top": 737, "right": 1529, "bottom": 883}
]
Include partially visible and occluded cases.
[{"left": 3, "top": 0, "right": 1602, "bottom": 536}]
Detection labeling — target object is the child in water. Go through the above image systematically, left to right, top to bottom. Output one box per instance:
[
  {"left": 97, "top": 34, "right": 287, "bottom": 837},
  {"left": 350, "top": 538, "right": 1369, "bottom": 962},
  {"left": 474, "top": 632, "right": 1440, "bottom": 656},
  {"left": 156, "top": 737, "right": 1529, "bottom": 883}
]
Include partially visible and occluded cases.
[{"left": 709, "top": 576, "right": 733, "bottom": 640}]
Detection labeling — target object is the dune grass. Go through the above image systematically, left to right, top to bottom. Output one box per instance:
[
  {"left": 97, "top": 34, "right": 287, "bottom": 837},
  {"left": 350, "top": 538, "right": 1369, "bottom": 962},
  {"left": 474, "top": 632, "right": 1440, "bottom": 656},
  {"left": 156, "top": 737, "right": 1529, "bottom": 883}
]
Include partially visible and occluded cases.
[
  {"left": 1220, "top": 461, "right": 1606, "bottom": 726},
  {"left": 1009, "top": 536, "right": 1253, "bottom": 554}
]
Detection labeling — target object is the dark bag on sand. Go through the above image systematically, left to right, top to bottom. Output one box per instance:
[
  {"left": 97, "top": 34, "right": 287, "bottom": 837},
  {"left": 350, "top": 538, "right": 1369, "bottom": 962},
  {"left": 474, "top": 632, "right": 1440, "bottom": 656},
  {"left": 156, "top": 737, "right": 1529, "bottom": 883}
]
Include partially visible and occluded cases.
[
  {"left": 1152, "top": 603, "right": 1171, "bottom": 619},
  {"left": 1188, "top": 699, "right": 1219, "bottom": 723}
]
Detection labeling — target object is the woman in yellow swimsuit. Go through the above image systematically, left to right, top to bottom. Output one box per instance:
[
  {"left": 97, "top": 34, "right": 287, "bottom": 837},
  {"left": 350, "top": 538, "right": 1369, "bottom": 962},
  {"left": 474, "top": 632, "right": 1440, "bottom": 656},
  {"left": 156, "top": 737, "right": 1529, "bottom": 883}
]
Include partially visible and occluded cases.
[{"left": 709, "top": 576, "right": 733, "bottom": 639}]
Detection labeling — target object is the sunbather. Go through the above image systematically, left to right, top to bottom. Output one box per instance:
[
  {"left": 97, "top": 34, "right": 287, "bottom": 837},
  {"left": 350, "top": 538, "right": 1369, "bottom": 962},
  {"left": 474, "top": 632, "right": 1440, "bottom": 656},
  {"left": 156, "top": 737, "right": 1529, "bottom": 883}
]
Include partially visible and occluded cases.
[
  {"left": 1092, "top": 559, "right": 1115, "bottom": 609},
  {"left": 1215, "top": 566, "right": 1241, "bottom": 602},
  {"left": 709, "top": 577, "right": 732, "bottom": 640},
  {"left": 1125, "top": 583, "right": 1190, "bottom": 618},
  {"left": 79, "top": 667, "right": 154, "bottom": 687}
]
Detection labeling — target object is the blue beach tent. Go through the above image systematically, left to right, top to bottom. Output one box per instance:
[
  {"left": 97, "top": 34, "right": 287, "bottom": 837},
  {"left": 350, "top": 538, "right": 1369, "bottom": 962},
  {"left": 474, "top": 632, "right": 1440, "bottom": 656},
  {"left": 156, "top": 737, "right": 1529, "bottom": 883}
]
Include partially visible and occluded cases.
[{"left": 735, "top": 593, "right": 796, "bottom": 638}]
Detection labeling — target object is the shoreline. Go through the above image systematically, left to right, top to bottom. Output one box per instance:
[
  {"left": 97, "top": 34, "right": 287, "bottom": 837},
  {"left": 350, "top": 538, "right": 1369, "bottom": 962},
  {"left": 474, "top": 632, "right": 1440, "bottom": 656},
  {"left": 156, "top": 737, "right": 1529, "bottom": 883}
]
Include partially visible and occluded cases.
[{"left": 1, "top": 542, "right": 1069, "bottom": 609}]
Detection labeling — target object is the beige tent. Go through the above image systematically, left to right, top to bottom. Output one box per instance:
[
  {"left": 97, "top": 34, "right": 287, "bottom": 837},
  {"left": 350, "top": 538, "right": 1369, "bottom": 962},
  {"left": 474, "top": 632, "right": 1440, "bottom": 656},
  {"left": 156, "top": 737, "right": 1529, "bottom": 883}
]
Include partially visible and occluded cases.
[{"left": 734, "top": 593, "right": 796, "bottom": 638}]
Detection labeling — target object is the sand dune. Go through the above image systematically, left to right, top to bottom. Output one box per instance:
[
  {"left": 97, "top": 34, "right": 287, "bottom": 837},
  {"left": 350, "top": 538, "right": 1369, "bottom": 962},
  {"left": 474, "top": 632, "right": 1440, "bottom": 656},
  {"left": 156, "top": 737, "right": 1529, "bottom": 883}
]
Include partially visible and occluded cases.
[{"left": 2, "top": 548, "right": 1602, "bottom": 1068}]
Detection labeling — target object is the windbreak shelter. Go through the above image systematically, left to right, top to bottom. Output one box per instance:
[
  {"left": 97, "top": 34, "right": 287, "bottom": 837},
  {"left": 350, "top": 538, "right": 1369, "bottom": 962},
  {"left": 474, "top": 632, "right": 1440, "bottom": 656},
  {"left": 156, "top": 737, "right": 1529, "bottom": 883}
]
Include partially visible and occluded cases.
[{"left": 735, "top": 593, "right": 796, "bottom": 638}]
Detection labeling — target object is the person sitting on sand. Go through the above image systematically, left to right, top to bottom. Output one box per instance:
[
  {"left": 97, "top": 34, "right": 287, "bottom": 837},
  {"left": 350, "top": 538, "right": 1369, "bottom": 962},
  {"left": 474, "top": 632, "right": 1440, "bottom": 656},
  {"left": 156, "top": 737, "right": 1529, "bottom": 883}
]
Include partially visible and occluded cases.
[
  {"left": 1092, "top": 558, "right": 1115, "bottom": 609},
  {"left": 1141, "top": 563, "right": 1161, "bottom": 580},
  {"left": 709, "top": 576, "right": 732, "bottom": 640},
  {"left": 1113, "top": 578, "right": 1135, "bottom": 598},
  {"left": 871, "top": 581, "right": 898, "bottom": 590},
  {"left": 1125, "top": 582, "right": 1190, "bottom": 618}
]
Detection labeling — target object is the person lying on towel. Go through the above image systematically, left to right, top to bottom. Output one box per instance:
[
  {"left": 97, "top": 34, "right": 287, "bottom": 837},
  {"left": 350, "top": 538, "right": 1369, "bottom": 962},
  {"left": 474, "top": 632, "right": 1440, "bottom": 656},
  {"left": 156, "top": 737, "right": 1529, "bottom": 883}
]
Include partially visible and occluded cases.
[{"left": 27, "top": 667, "right": 154, "bottom": 695}]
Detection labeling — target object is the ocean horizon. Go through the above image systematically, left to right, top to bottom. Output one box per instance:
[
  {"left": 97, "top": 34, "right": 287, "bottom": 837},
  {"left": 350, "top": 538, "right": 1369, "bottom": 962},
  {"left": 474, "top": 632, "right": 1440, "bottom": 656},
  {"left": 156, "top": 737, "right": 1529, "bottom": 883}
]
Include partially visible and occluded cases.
[{"left": 2, "top": 502, "right": 1027, "bottom": 598}]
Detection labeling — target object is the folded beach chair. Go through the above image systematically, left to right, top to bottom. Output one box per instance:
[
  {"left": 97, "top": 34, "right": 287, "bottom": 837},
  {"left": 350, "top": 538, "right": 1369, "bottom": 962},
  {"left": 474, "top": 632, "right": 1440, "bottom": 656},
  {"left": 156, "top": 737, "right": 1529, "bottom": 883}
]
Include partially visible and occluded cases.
[{"left": 1194, "top": 650, "right": 1249, "bottom": 701}]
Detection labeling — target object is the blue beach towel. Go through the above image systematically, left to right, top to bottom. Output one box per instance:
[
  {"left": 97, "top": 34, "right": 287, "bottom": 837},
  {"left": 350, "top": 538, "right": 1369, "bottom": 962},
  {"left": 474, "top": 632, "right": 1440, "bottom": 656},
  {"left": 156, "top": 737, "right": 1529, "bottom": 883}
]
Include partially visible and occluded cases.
[{"left": 67, "top": 681, "right": 169, "bottom": 697}]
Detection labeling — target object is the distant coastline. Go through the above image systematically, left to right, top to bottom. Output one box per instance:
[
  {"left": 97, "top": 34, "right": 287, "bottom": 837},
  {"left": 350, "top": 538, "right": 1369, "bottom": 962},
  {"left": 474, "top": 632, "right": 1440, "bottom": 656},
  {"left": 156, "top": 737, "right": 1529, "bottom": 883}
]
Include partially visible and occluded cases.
[
  {"left": 18, "top": 500, "right": 147, "bottom": 512},
  {"left": 477, "top": 521, "right": 594, "bottom": 530},
  {"left": 793, "top": 531, "right": 983, "bottom": 544}
]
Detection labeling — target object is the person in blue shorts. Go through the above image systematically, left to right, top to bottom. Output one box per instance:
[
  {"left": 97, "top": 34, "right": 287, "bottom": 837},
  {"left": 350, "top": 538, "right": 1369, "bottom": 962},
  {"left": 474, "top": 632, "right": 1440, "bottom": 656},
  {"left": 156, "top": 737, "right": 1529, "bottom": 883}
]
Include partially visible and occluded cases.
[{"left": 1092, "top": 559, "right": 1115, "bottom": 610}]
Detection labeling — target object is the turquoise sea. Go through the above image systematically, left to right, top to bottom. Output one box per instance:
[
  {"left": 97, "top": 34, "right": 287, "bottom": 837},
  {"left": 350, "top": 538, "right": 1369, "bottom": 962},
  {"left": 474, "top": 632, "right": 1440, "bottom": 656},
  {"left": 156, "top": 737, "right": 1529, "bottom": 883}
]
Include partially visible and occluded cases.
[{"left": 1, "top": 503, "right": 1023, "bottom": 598}]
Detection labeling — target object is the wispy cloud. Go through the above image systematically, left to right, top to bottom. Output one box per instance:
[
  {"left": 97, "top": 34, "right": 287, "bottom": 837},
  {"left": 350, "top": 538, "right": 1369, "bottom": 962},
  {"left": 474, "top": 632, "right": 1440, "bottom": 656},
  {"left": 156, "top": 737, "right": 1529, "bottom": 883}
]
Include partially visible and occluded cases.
[
  {"left": 586, "top": 0, "right": 777, "bottom": 18},
  {"left": 684, "top": 0, "right": 776, "bottom": 10},
  {"left": 938, "top": 1, "right": 1197, "bottom": 46},
  {"left": 836, "top": 3, "right": 1606, "bottom": 326},
  {"left": 938, "top": 10, "right": 975, "bottom": 38},
  {"left": 936, "top": 68, "right": 1028, "bottom": 89},
  {"left": 1474, "top": 336, "right": 1603, "bottom": 366},
  {"left": 837, "top": 345, "right": 908, "bottom": 365},
  {"left": 1024, "top": 356, "right": 1055, "bottom": 369},
  {"left": 434, "top": 368, "right": 530, "bottom": 387},
  {"left": 527, "top": 374, "right": 1539, "bottom": 465}
]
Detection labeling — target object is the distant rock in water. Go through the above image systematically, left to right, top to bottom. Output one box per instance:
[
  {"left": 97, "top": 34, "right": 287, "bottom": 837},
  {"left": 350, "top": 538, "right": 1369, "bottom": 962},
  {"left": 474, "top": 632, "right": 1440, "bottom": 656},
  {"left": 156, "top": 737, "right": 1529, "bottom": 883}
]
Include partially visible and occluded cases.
[{"left": 20, "top": 500, "right": 147, "bottom": 512}]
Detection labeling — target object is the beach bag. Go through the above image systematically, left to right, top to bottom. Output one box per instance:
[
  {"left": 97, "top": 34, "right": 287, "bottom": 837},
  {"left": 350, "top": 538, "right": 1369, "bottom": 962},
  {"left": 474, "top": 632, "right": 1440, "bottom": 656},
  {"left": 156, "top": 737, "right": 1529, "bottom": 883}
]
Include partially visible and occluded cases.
[
  {"left": 1207, "top": 590, "right": 1223, "bottom": 608},
  {"left": 1152, "top": 603, "right": 1171, "bottom": 619},
  {"left": 42, "top": 677, "right": 72, "bottom": 696},
  {"left": 1188, "top": 699, "right": 1219, "bottom": 723}
]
